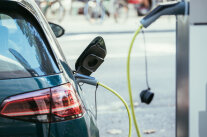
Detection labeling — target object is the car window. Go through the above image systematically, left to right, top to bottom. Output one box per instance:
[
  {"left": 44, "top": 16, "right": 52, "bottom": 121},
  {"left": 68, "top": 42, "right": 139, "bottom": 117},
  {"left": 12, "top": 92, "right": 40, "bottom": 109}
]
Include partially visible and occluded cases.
[{"left": 0, "top": 11, "right": 60, "bottom": 80}]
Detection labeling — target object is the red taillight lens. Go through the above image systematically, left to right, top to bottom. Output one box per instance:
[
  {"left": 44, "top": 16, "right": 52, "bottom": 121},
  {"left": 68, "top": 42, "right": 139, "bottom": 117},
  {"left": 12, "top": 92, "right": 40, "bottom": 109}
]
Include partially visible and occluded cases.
[
  {"left": 0, "top": 83, "right": 84, "bottom": 122},
  {"left": 51, "top": 83, "right": 84, "bottom": 122},
  {"left": 0, "top": 89, "right": 51, "bottom": 122}
]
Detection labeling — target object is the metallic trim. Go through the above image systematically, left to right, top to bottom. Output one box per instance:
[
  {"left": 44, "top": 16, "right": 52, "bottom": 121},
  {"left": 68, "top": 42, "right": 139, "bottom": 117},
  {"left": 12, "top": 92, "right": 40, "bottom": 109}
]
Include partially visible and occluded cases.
[{"left": 176, "top": 16, "right": 189, "bottom": 137}]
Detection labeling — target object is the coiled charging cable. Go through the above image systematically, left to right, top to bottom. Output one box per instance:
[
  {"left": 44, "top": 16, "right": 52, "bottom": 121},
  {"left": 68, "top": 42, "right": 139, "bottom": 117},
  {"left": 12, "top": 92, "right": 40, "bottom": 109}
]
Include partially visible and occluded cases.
[
  {"left": 127, "top": 25, "right": 143, "bottom": 137},
  {"left": 97, "top": 82, "right": 132, "bottom": 137}
]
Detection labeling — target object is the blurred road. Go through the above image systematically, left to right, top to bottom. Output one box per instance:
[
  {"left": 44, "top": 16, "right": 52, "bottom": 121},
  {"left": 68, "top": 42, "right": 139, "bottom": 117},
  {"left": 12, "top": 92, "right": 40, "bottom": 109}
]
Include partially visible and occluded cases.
[{"left": 56, "top": 12, "right": 176, "bottom": 137}]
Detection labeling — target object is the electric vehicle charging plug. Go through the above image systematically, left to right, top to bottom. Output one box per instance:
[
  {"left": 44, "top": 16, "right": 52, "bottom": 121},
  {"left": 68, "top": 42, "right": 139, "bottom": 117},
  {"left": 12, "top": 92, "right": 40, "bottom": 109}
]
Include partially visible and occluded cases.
[
  {"left": 140, "top": 1, "right": 189, "bottom": 28},
  {"left": 74, "top": 73, "right": 98, "bottom": 86},
  {"left": 140, "top": 88, "right": 154, "bottom": 104}
]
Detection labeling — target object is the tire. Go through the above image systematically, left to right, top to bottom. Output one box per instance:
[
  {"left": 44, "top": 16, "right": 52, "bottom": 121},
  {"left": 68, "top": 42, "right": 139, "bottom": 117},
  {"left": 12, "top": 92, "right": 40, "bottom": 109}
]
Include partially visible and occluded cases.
[
  {"left": 44, "top": 0, "right": 66, "bottom": 22},
  {"left": 113, "top": 0, "right": 128, "bottom": 23},
  {"left": 137, "top": 0, "right": 152, "bottom": 16},
  {"left": 84, "top": 1, "right": 105, "bottom": 24}
]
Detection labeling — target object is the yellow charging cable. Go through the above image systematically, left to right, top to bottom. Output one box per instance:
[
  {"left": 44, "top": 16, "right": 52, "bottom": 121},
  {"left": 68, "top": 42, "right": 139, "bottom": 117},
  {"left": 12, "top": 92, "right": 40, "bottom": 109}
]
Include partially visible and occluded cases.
[
  {"left": 127, "top": 25, "right": 143, "bottom": 137},
  {"left": 97, "top": 82, "right": 132, "bottom": 137}
]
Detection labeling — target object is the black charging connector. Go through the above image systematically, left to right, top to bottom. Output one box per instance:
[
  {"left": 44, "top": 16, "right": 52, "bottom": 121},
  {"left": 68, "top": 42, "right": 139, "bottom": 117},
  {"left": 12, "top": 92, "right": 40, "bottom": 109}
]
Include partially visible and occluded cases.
[{"left": 140, "top": 88, "right": 154, "bottom": 104}]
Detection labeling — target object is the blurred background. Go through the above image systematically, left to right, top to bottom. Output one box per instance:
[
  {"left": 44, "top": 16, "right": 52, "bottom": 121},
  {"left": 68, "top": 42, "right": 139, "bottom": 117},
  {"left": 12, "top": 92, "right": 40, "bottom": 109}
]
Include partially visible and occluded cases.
[{"left": 35, "top": 0, "right": 176, "bottom": 136}]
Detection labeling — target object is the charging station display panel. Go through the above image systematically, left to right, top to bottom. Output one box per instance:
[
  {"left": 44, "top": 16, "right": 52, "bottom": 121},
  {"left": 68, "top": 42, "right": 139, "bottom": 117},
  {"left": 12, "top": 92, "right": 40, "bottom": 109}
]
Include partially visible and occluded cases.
[{"left": 189, "top": 25, "right": 207, "bottom": 137}]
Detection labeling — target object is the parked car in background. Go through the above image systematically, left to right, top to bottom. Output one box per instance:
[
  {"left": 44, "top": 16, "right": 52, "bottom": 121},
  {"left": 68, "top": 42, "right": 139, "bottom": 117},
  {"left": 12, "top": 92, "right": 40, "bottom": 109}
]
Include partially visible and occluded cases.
[{"left": 0, "top": 0, "right": 101, "bottom": 137}]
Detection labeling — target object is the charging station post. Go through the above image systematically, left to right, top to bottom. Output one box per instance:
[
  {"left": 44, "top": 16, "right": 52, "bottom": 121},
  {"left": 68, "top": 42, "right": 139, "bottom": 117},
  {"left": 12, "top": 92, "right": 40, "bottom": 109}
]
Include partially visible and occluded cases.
[{"left": 176, "top": 0, "right": 207, "bottom": 137}]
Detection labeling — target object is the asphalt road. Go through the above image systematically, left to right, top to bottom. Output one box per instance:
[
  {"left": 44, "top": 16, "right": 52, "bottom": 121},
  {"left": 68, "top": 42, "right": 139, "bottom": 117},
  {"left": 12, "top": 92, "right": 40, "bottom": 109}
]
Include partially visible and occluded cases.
[{"left": 58, "top": 28, "right": 176, "bottom": 137}]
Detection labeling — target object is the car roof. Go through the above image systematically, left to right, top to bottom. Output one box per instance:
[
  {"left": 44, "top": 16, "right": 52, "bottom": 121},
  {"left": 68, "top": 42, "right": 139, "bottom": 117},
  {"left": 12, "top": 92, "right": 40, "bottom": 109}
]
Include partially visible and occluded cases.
[
  {"left": 0, "top": 0, "right": 43, "bottom": 22},
  {"left": 1, "top": 0, "right": 35, "bottom": 6}
]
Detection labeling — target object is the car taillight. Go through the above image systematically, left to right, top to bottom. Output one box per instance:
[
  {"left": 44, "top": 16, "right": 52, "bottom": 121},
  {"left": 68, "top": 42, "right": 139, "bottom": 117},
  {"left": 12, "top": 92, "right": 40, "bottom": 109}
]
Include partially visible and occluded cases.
[
  {"left": 0, "top": 83, "right": 85, "bottom": 123},
  {"left": 51, "top": 83, "right": 85, "bottom": 122}
]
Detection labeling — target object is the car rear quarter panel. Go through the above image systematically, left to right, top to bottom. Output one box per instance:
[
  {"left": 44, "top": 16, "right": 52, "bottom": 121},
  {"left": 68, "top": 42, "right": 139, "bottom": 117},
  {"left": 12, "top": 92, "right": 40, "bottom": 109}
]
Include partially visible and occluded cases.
[{"left": 0, "top": 74, "right": 66, "bottom": 137}]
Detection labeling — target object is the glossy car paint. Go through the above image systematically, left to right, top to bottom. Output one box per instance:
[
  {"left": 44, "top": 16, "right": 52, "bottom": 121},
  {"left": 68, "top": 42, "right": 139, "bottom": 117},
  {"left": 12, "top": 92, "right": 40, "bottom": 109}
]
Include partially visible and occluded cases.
[{"left": 0, "top": 0, "right": 99, "bottom": 137}]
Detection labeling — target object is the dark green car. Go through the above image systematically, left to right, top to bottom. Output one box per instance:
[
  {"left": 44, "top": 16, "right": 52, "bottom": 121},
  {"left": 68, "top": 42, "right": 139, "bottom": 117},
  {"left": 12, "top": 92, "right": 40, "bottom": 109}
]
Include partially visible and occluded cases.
[{"left": 0, "top": 0, "right": 102, "bottom": 136}]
